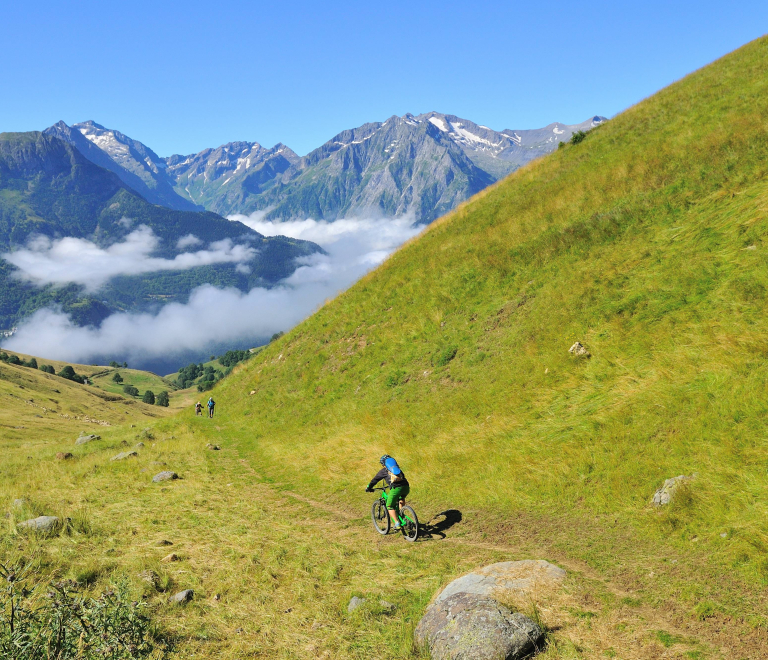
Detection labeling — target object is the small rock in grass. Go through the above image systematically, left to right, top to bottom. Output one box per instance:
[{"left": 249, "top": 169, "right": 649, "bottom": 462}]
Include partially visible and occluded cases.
[
  {"left": 568, "top": 341, "right": 591, "bottom": 358},
  {"left": 249, "top": 390, "right": 256, "bottom": 395},
  {"left": 75, "top": 433, "right": 100, "bottom": 445},
  {"left": 135, "top": 442, "right": 145, "bottom": 449},
  {"left": 206, "top": 443, "right": 221, "bottom": 450},
  {"left": 111, "top": 451, "right": 138, "bottom": 461},
  {"left": 56, "top": 452, "right": 73, "bottom": 460},
  {"left": 153, "top": 471, "right": 178, "bottom": 483},
  {"left": 652, "top": 475, "right": 694, "bottom": 506},
  {"left": 12, "top": 499, "right": 25, "bottom": 509},
  {"left": 17, "top": 516, "right": 60, "bottom": 533},
  {"left": 720, "top": 532, "right": 728, "bottom": 539},
  {"left": 156, "top": 539, "right": 174, "bottom": 546},
  {"left": 161, "top": 552, "right": 179, "bottom": 563},
  {"left": 139, "top": 570, "right": 159, "bottom": 586},
  {"left": 169, "top": 589, "right": 193, "bottom": 604},
  {"left": 348, "top": 596, "right": 366, "bottom": 613},
  {"left": 380, "top": 600, "right": 396, "bottom": 612}
]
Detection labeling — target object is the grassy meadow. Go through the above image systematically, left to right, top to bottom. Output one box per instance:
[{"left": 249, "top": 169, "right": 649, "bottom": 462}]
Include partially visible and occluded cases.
[{"left": 3, "top": 36, "right": 768, "bottom": 659}]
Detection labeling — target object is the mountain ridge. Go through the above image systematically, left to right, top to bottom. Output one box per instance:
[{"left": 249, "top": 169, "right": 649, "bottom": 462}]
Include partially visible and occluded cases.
[{"left": 46, "top": 113, "right": 606, "bottom": 223}]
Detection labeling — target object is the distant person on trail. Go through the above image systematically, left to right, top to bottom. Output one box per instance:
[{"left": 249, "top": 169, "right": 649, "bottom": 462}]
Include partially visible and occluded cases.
[
  {"left": 207, "top": 397, "right": 215, "bottom": 418},
  {"left": 195, "top": 401, "right": 202, "bottom": 416},
  {"left": 365, "top": 454, "right": 410, "bottom": 530}
]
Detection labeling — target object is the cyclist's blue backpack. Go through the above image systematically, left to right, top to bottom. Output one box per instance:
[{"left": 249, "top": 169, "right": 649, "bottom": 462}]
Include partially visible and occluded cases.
[{"left": 385, "top": 457, "right": 403, "bottom": 482}]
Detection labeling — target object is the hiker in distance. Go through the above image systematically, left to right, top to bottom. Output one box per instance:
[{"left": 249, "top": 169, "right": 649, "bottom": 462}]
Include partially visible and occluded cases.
[
  {"left": 207, "top": 396, "right": 215, "bottom": 418},
  {"left": 195, "top": 401, "right": 202, "bottom": 416},
  {"left": 365, "top": 454, "right": 410, "bottom": 530}
]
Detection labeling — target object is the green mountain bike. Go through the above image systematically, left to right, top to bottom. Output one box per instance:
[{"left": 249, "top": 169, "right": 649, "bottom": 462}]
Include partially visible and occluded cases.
[{"left": 370, "top": 487, "right": 419, "bottom": 541}]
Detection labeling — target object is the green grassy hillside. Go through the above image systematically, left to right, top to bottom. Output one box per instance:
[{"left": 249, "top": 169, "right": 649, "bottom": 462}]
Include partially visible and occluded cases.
[{"left": 3, "top": 38, "right": 768, "bottom": 659}]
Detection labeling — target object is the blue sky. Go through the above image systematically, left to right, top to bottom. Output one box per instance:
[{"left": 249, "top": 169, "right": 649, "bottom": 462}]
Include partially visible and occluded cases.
[{"left": 3, "top": 1, "right": 766, "bottom": 157}]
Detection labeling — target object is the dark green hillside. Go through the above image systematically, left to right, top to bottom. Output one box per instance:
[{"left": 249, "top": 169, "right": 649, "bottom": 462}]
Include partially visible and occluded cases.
[
  {"left": 180, "top": 37, "right": 768, "bottom": 638},
  {"left": 0, "top": 132, "right": 320, "bottom": 328}
]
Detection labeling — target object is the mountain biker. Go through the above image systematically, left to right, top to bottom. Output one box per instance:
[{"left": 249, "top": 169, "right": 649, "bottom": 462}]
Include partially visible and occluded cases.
[
  {"left": 207, "top": 397, "right": 215, "bottom": 418},
  {"left": 366, "top": 454, "right": 410, "bottom": 530}
]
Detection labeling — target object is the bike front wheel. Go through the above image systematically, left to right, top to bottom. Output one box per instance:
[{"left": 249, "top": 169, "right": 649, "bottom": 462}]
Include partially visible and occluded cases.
[
  {"left": 371, "top": 499, "right": 390, "bottom": 535},
  {"left": 399, "top": 505, "right": 419, "bottom": 542}
]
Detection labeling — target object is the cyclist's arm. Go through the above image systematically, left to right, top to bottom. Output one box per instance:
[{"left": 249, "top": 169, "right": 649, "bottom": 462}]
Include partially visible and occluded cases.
[{"left": 367, "top": 467, "right": 388, "bottom": 490}]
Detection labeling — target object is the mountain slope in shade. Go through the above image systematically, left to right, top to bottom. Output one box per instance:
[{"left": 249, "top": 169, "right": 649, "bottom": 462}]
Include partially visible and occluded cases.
[
  {"left": 44, "top": 120, "right": 201, "bottom": 212},
  {"left": 0, "top": 131, "right": 320, "bottom": 330}
]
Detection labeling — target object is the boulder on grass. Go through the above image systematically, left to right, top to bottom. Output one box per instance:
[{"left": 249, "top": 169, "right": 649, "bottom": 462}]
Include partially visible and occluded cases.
[
  {"left": 568, "top": 341, "right": 590, "bottom": 358},
  {"left": 75, "top": 434, "right": 100, "bottom": 445},
  {"left": 111, "top": 451, "right": 138, "bottom": 461},
  {"left": 56, "top": 452, "right": 73, "bottom": 460},
  {"left": 152, "top": 471, "right": 178, "bottom": 483},
  {"left": 652, "top": 474, "right": 694, "bottom": 506},
  {"left": 17, "top": 516, "right": 60, "bottom": 533},
  {"left": 170, "top": 589, "right": 194, "bottom": 605},
  {"left": 415, "top": 592, "right": 543, "bottom": 660}
]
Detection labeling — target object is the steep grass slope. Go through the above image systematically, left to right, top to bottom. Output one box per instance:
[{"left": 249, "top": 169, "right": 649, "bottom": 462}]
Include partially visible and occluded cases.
[{"left": 187, "top": 36, "right": 768, "bottom": 633}]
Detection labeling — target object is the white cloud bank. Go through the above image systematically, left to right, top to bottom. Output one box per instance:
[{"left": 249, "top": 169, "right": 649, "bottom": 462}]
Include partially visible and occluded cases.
[
  {"left": 3, "top": 215, "right": 423, "bottom": 366},
  {"left": 2, "top": 226, "right": 255, "bottom": 292}
]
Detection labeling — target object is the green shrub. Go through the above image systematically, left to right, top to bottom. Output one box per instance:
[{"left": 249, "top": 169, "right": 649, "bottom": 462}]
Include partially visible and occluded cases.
[
  {"left": 570, "top": 130, "right": 587, "bottom": 144},
  {"left": 433, "top": 345, "right": 458, "bottom": 367},
  {"left": 7, "top": 354, "right": 21, "bottom": 365},
  {"left": 23, "top": 358, "right": 37, "bottom": 369},
  {"left": 40, "top": 364, "right": 55, "bottom": 374},
  {"left": 58, "top": 365, "right": 84, "bottom": 384},
  {"left": 385, "top": 370, "right": 408, "bottom": 387},
  {"left": 112, "top": 372, "right": 123, "bottom": 383},
  {"left": 122, "top": 384, "right": 139, "bottom": 397},
  {"left": 142, "top": 390, "right": 155, "bottom": 405},
  {"left": 156, "top": 391, "right": 169, "bottom": 407},
  {"left": 0, "top": 563, "right": 163, "bottom": 659}
]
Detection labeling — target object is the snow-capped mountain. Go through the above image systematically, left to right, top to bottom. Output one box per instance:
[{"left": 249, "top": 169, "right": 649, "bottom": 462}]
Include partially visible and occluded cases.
[
  {"left": 46, "top": 113, "right": 606, "bottom": 223},
  {"left": 45, "top": 120, "right": 200, "bottom": 211},
  {"left": 165, "top": 141, "right": 300, "bottom": 216}
]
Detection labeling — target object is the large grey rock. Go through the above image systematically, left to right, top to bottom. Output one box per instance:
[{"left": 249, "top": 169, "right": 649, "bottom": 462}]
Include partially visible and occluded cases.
[
  {"left": 75, "top": 433, "right": 100, "bottom": 445},
  {"left": 111, "top": 451, "right": 138, "bottom": 461},
  {"left": 152, "top": 471, "right": 178, "bottom": 483},
  {"left": 652, "top": 475, "right": 694, "bottom": 506},
  {"left": 17, "top": 516, "right": 60, "bottom": 533},
  {"left": 435, "top": 560, "right": 566, "bottom": 604},
  {"left": 170, "top": 589, "right": 194, "bottom": 605},
  {"left": 415, "top": 592, "right": 543, "bottom": 660}
]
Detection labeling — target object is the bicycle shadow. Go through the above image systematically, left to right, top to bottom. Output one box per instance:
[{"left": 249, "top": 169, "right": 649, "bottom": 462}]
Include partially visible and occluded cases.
[{"left": 417, "top": 509, "right": 463, "bottom": 541}]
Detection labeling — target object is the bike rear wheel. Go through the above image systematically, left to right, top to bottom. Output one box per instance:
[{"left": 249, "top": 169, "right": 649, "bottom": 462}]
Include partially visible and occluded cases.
[
  {"left": 371, "top": 499, "right": 390, "bottom": 535},
  {"left": 399, "top": 505, "right": 419, "bottom": 542}
]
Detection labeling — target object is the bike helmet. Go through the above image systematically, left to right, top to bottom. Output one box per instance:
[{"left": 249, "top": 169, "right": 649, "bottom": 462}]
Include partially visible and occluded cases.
[{"left": 380, "top": 454, "right": 392, "bottom": 466}]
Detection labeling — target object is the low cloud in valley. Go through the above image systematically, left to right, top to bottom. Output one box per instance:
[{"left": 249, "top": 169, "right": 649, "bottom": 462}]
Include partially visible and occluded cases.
[{"left": 4, "top": 215, "right": 423, "bottom": 368}]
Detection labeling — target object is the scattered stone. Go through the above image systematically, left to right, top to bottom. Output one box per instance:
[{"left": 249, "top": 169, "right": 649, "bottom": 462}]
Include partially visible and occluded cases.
[
  {"left": 568, "top": 341, "right": 591, "bottom": 358},
  {"left": 249, "top": 390, "right": 256, "bottom": 395},
  {"left": 130, "top": 424, "right": 136, "bottom": 428},
  {"left": 75, "top": 433, "right": 100, "bottom": 445},
  {"left": 135, "top": 442, "right": 145, "bottom": 449},
  {"left": 206, "top": 443, "right": 221, "bottom": 450},
  {"left": 111, "top": 451, "right": 138, "bottom": 461},
  {"left": 56, "top": 452, "right": 73, "bottom": 460},
  {"left": 153, "top": 471, "right": 178, "bottom": 483},
  {"left": 652, "top": 474, "right": 694, "bottom": 506},
  {"left": 12, "top": 499, "right": 25, "bottom": 509},
  {"left": 17, "top": 516, "right": 60, "bottom": 533},
  {"left": 720, "top": 532, "right": 728, "bottom": 539},
  {"left": 156, "top": 539, "right": 174, "bottom": 546},
  {"left": 161, "top": 553, "right": 179, "bottom": 563},
  {"left": 434, "top": 560, "right": 566, "bottom": 604},
  {"left": 169, "top": 589, "right": 193, "bottom": 604},
  {"left": 213, "top": 593, "right": 221, "bottom": 601},
  {"left": 415, "top": 593, "right": 543, "bottom": 660},
  {"left": 348, "top": 596, "right": 366, "bottom": 613},
  {"left": 380, "top": 600, "right": 396, "bottom": 612},
  {"left": 311, "top": 621, "right": 323, "bottom": 630}
]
